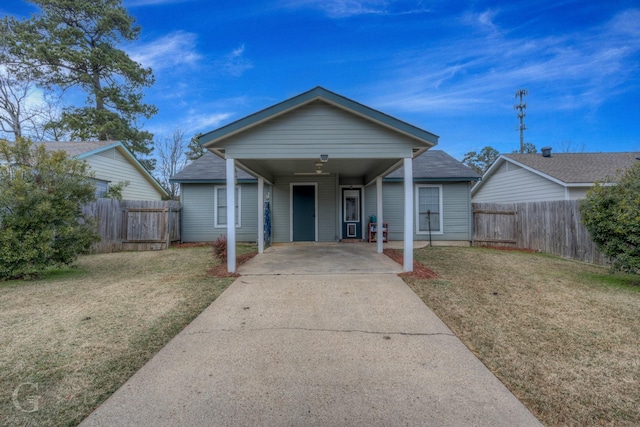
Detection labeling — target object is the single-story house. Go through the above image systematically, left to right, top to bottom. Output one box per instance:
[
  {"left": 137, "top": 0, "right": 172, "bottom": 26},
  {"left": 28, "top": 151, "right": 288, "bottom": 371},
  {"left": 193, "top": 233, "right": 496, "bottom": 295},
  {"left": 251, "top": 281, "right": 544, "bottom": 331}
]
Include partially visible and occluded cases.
[
  {"left": 172, "top": 86, "right": 479, "bottom": 273},
  {"left": 39, "top": 140, "right": 168, "bottom": 200},
  {"left": 472, "top": 148, "right": 640, "bottom": 203},
  {"left": 171, "top": 149, "right": 479, "bottom": 244}
]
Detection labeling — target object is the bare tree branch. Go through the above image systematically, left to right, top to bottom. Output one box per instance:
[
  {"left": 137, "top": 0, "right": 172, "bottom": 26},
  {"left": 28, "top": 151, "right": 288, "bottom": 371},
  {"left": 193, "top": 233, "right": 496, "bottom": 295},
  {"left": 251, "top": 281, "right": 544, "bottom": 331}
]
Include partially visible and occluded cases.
[{"left": 155, "top": 128, "right": 188, "bottom": 199}]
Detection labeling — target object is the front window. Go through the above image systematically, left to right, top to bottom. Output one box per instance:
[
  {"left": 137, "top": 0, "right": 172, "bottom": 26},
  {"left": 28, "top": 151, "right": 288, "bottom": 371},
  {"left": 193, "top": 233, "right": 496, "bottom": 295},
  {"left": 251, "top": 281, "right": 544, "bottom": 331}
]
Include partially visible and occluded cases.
[
  {"left": 416, "top": 185, "right": 443, "bottom": 234},
  {"left": 215, "top": 186, "right": 241, "bottom": 227}
]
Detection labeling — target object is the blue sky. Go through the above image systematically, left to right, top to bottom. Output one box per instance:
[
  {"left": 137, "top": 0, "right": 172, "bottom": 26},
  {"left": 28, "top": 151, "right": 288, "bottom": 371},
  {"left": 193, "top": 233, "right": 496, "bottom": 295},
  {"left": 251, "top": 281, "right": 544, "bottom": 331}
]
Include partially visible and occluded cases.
[{"left": 3, "top": 0, "right": 640, "bottom": 160}]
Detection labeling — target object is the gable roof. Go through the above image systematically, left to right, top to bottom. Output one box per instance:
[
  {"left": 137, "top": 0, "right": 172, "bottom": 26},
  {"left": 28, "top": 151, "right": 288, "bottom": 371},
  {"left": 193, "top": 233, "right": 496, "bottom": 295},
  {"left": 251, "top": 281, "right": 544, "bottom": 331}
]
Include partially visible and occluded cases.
[
  {"left": 199, "top": 86, "right": 439, "bottom": 148},
  {"left": 37, "top": 140, "right": 168, "bottom": 197},
  {"left": 37, "top": 140, "right": 118, "bottom": 158},
  {"left": 171, "top": 149, "right": 477, "bottom": 183},
  {"left": 386, "top": 150, "right": 480, "bottom": 181},
  {"left": 170, "top": 151, "right": 256, "bottom": 183},
  {"left": 472, "top": 151, "right": 640, "bottom": 196},
  {"left": 503, "top": 152, "right": 640, "bottom": 183}
]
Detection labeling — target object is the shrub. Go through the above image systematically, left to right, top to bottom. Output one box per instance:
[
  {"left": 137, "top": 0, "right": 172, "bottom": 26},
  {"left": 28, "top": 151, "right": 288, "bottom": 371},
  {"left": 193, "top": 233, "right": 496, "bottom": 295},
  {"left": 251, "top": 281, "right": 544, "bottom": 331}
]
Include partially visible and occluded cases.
[
  {"left": 0, "top": 138, "right": 100, "bottom": 280},
  {"left": 580, "top": 161, "right": 640, "bottom": 273},
  {"left": 212, "top": 236, "right": 228, "bottom": 262}
]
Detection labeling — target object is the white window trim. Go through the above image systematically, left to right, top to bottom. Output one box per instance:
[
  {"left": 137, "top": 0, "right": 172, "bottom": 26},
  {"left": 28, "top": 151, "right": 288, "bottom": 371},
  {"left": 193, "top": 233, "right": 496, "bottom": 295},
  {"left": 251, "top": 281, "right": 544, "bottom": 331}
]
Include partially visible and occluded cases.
[
  {"left": 415, "top": 184, "right": 444, "bottom": 235},
  {"left": 214, "top": 185, "right": 241, "bottom": 228}
]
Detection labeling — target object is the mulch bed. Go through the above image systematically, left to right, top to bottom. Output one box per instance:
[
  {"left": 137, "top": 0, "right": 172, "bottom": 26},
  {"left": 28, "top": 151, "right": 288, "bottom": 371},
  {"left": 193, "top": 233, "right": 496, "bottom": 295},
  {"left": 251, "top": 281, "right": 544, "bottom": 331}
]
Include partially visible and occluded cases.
[
  {"left": 383, "top": 248, "right": 438, "bottom": 279},
  {"left": 208, "top": 252, "right": 259, "bottom": 277}
]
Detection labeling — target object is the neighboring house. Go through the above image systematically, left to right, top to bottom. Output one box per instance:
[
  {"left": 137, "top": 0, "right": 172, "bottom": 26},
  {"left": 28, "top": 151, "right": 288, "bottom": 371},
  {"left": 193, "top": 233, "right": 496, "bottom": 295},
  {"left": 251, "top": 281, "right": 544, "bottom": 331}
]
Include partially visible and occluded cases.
[
  {"left": 39, "top": 141, "right": 168, "bottom": 201},
  {"left": 472, "top": 148, "right": 640, "bottom": 203},
  {"left": 172, "top": 149, "right": 479, "bottom": 244}
]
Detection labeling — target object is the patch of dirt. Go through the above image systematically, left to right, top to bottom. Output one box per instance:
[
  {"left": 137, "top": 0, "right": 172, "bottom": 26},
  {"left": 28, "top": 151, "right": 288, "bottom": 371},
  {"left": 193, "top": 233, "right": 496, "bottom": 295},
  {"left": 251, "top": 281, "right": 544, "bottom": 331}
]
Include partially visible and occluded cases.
[
  {"left": 171, "top": 242, "right": 211, "bottom": 249},
  {"left": 479, "top": 245, "right": 538, "bottom": 253},
  {"left": 383, "top": 248, "right": 438, "bottom": 279},
  {"left": 208, "top": 252, "right": 259, "bottom": 277}
]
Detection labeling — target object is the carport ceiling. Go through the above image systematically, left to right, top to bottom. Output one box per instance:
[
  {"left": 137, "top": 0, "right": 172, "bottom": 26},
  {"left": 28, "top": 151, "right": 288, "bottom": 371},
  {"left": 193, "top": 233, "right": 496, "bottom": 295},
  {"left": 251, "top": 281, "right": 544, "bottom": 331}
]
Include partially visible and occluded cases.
[{"left": 238, "top": 157, "right": 401, "bottom": 180}]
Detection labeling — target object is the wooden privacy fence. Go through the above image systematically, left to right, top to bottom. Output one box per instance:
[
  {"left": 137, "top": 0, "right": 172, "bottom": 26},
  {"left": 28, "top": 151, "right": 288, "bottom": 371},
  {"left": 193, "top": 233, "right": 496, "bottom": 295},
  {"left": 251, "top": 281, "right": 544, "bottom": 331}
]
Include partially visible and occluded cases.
[
  {"left": 82, "top": 199, "right": 181, "bottom": 253},
  {"left": 473, "top": 201, "right": 608, "bottom": 265}
]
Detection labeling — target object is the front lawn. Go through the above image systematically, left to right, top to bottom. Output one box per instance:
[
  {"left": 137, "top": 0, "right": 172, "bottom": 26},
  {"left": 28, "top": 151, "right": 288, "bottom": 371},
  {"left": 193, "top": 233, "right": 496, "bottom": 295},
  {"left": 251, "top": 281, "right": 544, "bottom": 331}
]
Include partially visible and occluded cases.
[
  {"left": 0, "top": 246, "right": 236, "bottom": 427},
  {"left": 406, "top": 247, "right": 640, "bottom": 426}
]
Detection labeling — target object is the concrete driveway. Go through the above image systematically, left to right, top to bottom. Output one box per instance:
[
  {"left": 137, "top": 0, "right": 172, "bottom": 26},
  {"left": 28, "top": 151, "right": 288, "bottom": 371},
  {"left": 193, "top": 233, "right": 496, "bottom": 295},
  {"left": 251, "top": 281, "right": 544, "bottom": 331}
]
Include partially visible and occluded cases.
[{"left": 81, "top": 243, "right": 541, "bottom": 426}]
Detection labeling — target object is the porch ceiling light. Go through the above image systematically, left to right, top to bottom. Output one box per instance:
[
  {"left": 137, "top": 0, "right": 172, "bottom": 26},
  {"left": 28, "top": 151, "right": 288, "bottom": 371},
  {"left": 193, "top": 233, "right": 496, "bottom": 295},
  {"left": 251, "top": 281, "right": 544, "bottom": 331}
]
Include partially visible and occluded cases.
[{"left": 320, "top": 154, "right": 329, "bottom": 162}]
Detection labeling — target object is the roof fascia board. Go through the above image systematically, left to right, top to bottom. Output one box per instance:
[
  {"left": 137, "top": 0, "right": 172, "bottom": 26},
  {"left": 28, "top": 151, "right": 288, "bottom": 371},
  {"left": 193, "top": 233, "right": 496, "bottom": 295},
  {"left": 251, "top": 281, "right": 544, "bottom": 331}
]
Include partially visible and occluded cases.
[
  {"left": 199, "top": 87, "right": 439, "bottom": 148},
  {"left": 315, "top": 90, "right": 438, "bottom": 146},
  {"left": 200, "top": 93, "right": 321, "bottom": 147},
  {"left": 73, "top": 142, "right": 121, "bottom": 159},
  {"left": 108, "top": 142, "right": 169, "bottom": 197},
  {"left": 472, "top": 155, "right": 570, "bottom": 196},
  {"left": 471, "top": 156, "right": 504, "bottom": 196},
  {"left": 504, "top": 157, "right": 569, "bottom": 187},
  {"left": 170, "top": 179, "right": 257, "bottom": 184},
  {"left": 565, "top": 182, "right": 595, "bottom": 187}
]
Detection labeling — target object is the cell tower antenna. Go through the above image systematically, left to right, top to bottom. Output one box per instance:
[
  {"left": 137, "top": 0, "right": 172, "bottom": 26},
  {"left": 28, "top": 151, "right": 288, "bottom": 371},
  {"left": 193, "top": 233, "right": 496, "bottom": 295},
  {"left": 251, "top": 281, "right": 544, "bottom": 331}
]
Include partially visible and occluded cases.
[{"left": 514, "top": 89, "right": 528, "bottom": 153}]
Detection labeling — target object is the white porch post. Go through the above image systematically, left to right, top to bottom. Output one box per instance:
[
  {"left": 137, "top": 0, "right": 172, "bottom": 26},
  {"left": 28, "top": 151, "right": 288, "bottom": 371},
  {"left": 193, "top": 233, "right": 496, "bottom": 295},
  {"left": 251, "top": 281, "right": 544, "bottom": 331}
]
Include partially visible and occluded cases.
[
  {"left": 403, "top": 157, "right": 414, "bottom": 272},
  {"left": 226, "top": 158, "right": 236, "bottom": 273},
  {"left": 376, "top": 176, "right": 384, "bottom": 254},
  {"left": 258, "top": 177, "right": 264, "bottom": 254}
]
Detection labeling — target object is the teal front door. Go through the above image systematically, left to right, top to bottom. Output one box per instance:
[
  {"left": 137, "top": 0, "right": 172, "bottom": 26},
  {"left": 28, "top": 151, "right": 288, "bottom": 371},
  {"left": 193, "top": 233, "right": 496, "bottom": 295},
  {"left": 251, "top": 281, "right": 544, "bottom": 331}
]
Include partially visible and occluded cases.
[
  {"left": 292, "top": 185, "right": 315, "bottom": 241},
  {"left": 342, "top": 188, "right": 362, "bottom": 239}
]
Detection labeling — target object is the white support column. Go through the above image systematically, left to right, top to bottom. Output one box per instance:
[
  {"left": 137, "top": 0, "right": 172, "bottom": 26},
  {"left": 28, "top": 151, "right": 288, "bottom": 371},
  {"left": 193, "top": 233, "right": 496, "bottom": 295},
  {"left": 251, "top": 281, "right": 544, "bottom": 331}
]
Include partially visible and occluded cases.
[
  {"left": 403, "top": 157, "right": 414, "bottom": 272},
  {"left": 226, "top": 158, "right": 236, "bottom": 273},
  {"left": 376, "top": 176, "right": 384, "bottom": 254},
  {"left": 258, "top": 177, "right": 264, "bottom": 254}
]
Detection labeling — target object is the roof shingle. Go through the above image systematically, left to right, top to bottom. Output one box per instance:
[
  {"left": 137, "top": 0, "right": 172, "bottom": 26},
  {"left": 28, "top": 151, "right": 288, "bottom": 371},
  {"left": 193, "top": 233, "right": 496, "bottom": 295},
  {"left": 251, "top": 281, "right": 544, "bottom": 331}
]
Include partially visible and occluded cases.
[
  {"left": 35, "top": 141, "right": 118, "bottom": 158},
  {"left": 386, "top": 150, "right": 480, "bottom": 180},
  {"left": 170, "top": 152, "right": 255, "bottom": 182},
  {"left": 504, "top": 152, "right": 640, "bottom": 183}
]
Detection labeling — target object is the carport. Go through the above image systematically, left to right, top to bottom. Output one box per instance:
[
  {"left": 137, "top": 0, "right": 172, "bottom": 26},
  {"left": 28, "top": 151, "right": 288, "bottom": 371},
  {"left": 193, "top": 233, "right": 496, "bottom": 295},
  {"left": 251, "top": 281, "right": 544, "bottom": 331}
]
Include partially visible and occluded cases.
[{"left": 198, "top": 87, "right": 438, "bottom": 273}]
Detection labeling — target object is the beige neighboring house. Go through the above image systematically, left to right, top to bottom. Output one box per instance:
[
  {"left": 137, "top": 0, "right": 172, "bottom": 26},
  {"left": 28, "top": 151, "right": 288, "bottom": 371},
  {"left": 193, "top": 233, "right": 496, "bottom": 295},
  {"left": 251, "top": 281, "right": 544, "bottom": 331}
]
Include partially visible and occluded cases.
[
  {"left": 39, "top": 141, "right": 168, "bottom": 201},
  {"left": 472, "top": 148, "right": 640, "bottom": 203}
]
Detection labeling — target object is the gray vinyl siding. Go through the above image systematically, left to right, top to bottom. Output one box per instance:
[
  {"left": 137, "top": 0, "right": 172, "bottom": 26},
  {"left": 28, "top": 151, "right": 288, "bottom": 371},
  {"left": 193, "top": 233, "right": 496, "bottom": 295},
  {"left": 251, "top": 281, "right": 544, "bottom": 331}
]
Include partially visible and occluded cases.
[
  {"left": 222, "top": 101, "right": 419, "bottom": 160},
  {"left": 85, "top": 148, "right": 164, "bottom": 200},
  {"left": 473, "top": 167, "right": 566, "bottom": 202},
  {"left": 271, "top": 174, "right": 338, "bottom": 242},
  {"left": 366, "top": 182, "right": 473, "bottom": 241},
  {"left": 180, "top": 183, "right": 258, "bottom": 242},
  {"left": 364, "top": 185, "right": 377, "bottom": 223},
  {"left": 568, "top": 187, "right": 590, "bottom": 200}
]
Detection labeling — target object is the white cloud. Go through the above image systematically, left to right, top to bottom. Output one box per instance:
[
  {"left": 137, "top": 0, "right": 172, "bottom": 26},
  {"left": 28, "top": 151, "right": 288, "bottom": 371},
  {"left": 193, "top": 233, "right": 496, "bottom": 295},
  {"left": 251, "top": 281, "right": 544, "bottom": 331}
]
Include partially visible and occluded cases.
[
  {"left": 126, "top": 0, "right": 195, "bottom": 6},
  {"left": 282, "top": 0, "right": 429, "bottom": 18},
  {"left": 372, "top": 8, "right": 640, "bottom": 114},
  {"left": 128, "top": 31, "right": 202, "bottom": 71},
  {"left": 214, "top": 45, "right": 253, "bottom": 77},
  {"left": 184, "top": 112, "right": 233, "bottom": 132}
]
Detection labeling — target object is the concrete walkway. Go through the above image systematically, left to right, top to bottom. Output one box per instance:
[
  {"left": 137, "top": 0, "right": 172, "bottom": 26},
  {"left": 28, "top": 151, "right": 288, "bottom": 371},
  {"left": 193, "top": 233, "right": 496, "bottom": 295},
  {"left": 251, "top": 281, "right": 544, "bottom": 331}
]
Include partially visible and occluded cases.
[{"left": 81, "top": 243, "right": 541, "bottom": 426}]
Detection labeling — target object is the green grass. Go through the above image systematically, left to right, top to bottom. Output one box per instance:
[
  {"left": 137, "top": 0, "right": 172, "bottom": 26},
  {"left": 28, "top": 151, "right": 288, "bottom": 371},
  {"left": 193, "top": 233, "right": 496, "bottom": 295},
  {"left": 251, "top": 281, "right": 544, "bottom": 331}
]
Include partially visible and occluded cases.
[
  {"left": 0, "top": 246, "right": 237, "bottom": 427},
  {"left": 404, "top": 246, "right": 640, "bottom": 426}
]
